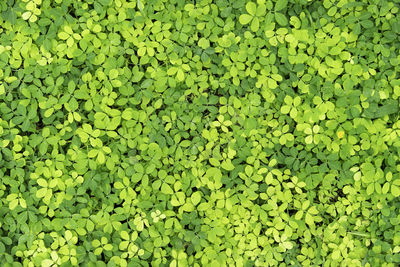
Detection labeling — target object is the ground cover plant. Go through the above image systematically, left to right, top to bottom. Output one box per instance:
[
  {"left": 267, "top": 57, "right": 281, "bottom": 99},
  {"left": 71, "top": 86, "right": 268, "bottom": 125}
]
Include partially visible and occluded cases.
[{"left": 0, "top": 0, "right": 400, "bottom": 266}]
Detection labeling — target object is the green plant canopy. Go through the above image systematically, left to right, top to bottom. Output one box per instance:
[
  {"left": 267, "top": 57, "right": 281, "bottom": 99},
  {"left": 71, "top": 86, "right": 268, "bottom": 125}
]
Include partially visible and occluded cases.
[{"left": 0, "top": 0, "right": 400, "bottom": 266}]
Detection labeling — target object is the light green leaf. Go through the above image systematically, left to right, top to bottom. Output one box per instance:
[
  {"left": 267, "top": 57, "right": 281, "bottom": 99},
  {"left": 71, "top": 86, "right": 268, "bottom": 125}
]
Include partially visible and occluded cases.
[
  {"left": 245, "top": 2, "right": 257, "bottom": 16},
  {"left": 22, "top": 11, "right": 32, "bottom": 21},
  {"left": 239, "top": 14, "right": 253, "bottom": 25},
  {"left": 250, "top": 17, "right": 260, "bottom": 32},
  {"left": 58, "top": 32, "right": 69, "bottom": 40},
  {"left": 67, "top": 37, "right": 74, "bottom": 47},
  {"left": 198, "top": 38, "right": 210, "bottom": 49},
  {"left": 167, "top": 67, "right": 178, "bottom": 76},
  {"left": 109, "top": 69, "right": 119, "bottom": 80},
  {"left": 176, "top": 69, "right": 185, "bottom": 82},
  {"left": 281, "top": 105, "right": 291, "bottom": 114},
  {"left": 44, "top": 108, "right": 54, "bottom": 118},
  {"left": 305, "top": 135, "right": 313, "bottom": 144},
  {"left": 88, "top": 149, "right": 98, "bottom": 158},
  {"left": 97, "top": 151, "right": 105, "bottom": 164},
  {"left": 209, "top": 158, "right": 220, "bottom": 167},
  {"left": 221, "top": 160, "right": 235, "bottom": 171},
  {"left": 245, "top": 165, "right": 253, "bottom": 177},
  {"left": 37, "top": 178, "right": 48, "bottom": 187},
  {"left": 114, "top": 181, "right": 125, "bottom": 190},
  {"left": 161, "top": 183, "right": 174, "bottom": 194},
  {"left": 366, "top": 183, "right": 374, "bottom": 195},
  {"left": 391, "top": 185, "right": 400, "bottom": 197},
  {"left": 36, "top": 188, "right": 48, "bottom": 198},
  {"left": 191, "top": 192, "right": 201, "bottom": 206},
  {"left": 9, "top": 199, "right": 19, "bottom": 210},
  {"left": 305, "top": 212, "right": 314, "bottom": 225},
  {"left": 282, "top": 241, "right": 293, "bottom": 250},
  {"left": 104, "top": 244, "right": 113, "bottom": 251},
  {"left": 94, "top": 247, "right": 103, "bottom": 255},
  {"left": 332, "top": 250, "right": 341, "bottom": 260}
]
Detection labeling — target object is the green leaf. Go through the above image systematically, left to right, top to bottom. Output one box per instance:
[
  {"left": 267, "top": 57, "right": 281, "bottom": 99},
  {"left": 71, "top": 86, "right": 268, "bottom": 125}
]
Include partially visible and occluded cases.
[
  {"left": 275, "top": 0, "right": 288, "bottom": 11},
  {"left": 245, "top": 2, "right": 257, "bottom": 16},
  {"left": 256, "top": 4, "right": 266, "bottom": 16},
  {"left": 275, "top": 12, "right": 288, "bottom": 26},
  {"left": 239, "top": 14, "right": 253, "bottom": 25},
  {"left": 250, "top": 17, "right": 260, "bottom": 32},
  {"left": 58, "top": 32, "right": 69, "bottom": 40},
  {"left": 67, "top": 37, "right": 74, "bottom": 47},
  {"left": 198, "top": 38, "right": 210, "bottom": 49},
  {"left": 167, "top": 67, "right": 178, "bottom": 76},
  {"left": 109, "top": 69, "right": 119, "bottom": 80},
  {"left": 176, "top": 69, "right": 185, "bottom": 82},
  {"left": 0, "top": 84, "right": 5, "bottom": 95},
  {"left": 375, "top": 100, "right": 399, "bottom": 118},
  {"left": 281, "top": 105, "right": 291, "bottom": 114},
  {"left": 44, "top": 108, "right": 54, "bottom": 118},
  {"left": 107, "top": 117, "right": 121, "bottom": 130},
  {"left": 305, "top": 135, "right": 313, "bottom": 144},
  {"left": 88, "top": 149, "right": 98, "bottom": 158},
  {"left": 97, "top": 151, "right": 105, "bottom": 164},
  {"left": 209, "top": 158, "right": 220, "bottom": 167},
  {"left": 221, "top": 160, "right": 235, "bottom": 171},
  {"left": 245, "top": 165, "right": 253, "bottom": 177},
  {"left": 37, "top": 178, "right": 48, "bottom": 187},
  {"left": 114, "top": 181, "right": 124, "bottom": 190},
  {"left": 161, "top": 183, "right": 174, "bottom": 194},
  {"left": 366, "top": 183, "right": 374, "bottom": 195},
  {"left": 391, "top": 185, "right": 400, "bottom": 197},
  {"left": 36, "top": 188, "right": 48, "bottom": 198},
  {"left": 191, "top": 192, "right": 201, "bottom": 206},
  {"left": 9, "top": 199, "right": 19, "bottom": 210},
  {"left": 305, "top": 212, "right": 314, "bottom": 225},
  {"left": 87, "top": 220, "right": 95, "bottom": 232},
  {"left": 282, "top": 241, "right": 293, "bottom": 250},
  {"left": 104, "top": 244, "right": 113, "bottom": 251},
  {"left": 94, "top": 247, "right": 103, "bottom": 255},
  {"left": 332, "top": 250, "right": 341, "bottom": 260}
]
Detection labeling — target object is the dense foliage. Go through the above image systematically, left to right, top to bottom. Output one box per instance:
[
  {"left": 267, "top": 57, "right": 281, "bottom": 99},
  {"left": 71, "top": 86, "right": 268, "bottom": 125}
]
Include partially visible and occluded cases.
[{"left": 0, "top": 0, "right": 400, "bottom": 266}]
